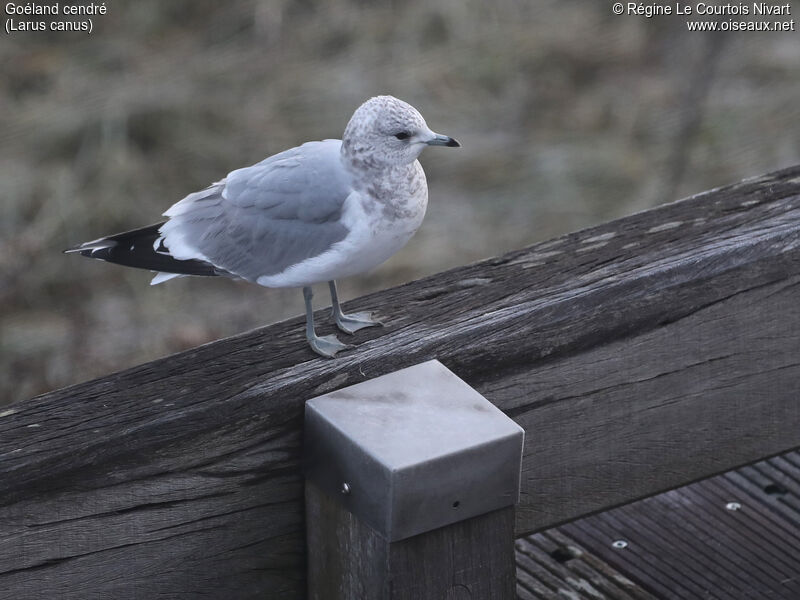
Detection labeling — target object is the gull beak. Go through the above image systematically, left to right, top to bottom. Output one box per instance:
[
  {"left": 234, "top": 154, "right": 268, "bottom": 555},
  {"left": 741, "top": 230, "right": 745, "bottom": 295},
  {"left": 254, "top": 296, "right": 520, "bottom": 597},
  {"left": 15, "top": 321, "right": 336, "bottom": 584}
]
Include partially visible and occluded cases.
[{"left": 426, "top": 133, "right": 461, "bottom": 148}]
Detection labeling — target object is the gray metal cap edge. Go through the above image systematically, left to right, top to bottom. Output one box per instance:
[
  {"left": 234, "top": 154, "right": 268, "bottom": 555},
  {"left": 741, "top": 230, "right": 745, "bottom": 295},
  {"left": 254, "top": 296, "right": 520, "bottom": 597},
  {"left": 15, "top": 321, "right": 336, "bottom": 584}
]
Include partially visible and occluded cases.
[{"left": 304, "top": 360, "right": 524, "bottom": 541}]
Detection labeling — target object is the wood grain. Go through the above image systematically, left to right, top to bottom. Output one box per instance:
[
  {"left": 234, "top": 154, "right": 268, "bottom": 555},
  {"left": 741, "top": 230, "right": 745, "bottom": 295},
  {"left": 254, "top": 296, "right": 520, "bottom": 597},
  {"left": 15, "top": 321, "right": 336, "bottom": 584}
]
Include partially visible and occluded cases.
[
  {"left": 2, "top": 166, "right": 800, "bottom": 597},
  {"left": 555, "top": 449, "right": 800, "bottom": 599},
  {"left": 306, "top": 482, "right": 516, "bottom": 599},
  {"left": 515, "top": 530, "right": 659, "bottom": 600}
]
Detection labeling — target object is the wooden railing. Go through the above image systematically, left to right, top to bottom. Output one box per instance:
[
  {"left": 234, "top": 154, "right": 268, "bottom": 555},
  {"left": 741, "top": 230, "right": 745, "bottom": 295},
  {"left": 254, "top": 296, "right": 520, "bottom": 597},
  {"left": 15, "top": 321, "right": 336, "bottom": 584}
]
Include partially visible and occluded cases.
[{"left": 2, "top": 166, "right": 799, "bottom": 599}]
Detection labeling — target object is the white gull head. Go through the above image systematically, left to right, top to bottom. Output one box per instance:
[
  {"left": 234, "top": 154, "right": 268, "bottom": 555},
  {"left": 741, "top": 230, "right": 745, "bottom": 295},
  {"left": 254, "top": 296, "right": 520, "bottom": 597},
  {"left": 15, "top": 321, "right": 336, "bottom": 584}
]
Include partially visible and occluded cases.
[{"left": 341, "top": 95, "right": 460, "bottom": 171}]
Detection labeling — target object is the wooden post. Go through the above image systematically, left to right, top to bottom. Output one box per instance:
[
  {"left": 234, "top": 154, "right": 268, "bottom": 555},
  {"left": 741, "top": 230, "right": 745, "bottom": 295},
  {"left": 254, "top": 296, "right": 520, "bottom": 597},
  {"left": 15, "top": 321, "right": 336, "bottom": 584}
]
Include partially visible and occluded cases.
[{"left": 304, "top": 360, "right": 524, "bottom": 600}]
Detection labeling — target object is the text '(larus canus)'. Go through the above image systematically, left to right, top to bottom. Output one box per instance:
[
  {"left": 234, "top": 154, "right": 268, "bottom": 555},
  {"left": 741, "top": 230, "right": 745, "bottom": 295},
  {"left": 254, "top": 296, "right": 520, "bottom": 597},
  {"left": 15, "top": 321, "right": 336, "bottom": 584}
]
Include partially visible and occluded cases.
[{"left": 66, "top": 95, "right": 460, "bottom": 357}]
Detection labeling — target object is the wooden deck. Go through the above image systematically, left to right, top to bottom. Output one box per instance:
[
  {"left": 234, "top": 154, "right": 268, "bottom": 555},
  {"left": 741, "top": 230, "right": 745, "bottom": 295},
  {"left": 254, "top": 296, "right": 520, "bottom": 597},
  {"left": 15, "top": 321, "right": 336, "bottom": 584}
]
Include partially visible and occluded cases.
[
  {"left": 2, "top": 166, "right": 798, "bottom": 598},
  {"left": 517, "top": 449, "right": 800, "bottom": 599}
]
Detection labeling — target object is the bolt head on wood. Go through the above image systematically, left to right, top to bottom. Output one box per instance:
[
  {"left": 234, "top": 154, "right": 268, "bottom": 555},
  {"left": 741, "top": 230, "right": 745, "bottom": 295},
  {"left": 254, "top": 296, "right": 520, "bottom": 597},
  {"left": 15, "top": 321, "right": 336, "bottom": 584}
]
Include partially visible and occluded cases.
[{"left": 304, "top": 360, "right": 524, "bottom": 541}]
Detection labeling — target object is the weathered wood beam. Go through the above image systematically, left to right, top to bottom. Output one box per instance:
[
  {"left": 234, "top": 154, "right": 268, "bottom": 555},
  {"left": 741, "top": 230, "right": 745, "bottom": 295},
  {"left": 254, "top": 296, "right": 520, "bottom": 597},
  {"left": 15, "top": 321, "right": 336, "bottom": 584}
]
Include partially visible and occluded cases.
[{"left": 2, "top": 166, "right": 800, "bottom": 598}]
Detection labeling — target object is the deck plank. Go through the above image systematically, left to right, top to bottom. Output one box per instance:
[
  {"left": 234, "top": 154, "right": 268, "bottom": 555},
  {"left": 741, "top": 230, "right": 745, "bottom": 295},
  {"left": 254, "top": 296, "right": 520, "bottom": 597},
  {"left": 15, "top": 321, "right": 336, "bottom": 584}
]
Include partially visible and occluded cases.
[
  {"left": 521, "top": 449, "right": 800, "bottom": 599},
  {"left": 515, "top": 532, "right": 659, "bottom": 600}
]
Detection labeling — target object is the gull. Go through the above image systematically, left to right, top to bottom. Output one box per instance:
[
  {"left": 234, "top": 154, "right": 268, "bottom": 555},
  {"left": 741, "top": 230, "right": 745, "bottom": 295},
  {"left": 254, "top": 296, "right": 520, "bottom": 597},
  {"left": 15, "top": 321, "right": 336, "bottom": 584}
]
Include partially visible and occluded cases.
[{"left": 65, "top": 95, "right": 460, "bottom": 357}]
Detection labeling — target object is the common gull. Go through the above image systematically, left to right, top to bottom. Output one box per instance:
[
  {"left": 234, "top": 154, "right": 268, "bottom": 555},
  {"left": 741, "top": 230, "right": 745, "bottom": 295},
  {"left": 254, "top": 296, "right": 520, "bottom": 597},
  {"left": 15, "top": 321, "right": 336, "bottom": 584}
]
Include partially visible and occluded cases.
[{"left": 66, "top": 95, "right": 460, "bottom": 357}]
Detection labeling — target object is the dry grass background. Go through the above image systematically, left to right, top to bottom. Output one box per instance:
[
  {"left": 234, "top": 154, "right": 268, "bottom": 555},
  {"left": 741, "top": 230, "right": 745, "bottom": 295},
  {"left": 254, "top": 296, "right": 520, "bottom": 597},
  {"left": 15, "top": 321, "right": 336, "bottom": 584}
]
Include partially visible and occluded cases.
[{"left": 1, "top": 0, "right": 798, "bottom": 405}]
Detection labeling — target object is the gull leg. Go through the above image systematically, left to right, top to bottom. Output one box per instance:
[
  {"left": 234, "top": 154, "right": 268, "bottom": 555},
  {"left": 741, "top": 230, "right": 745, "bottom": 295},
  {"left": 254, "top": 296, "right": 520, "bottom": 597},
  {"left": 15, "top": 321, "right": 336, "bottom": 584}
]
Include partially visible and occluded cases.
[
  {"left": 329, "top": 280, "right": 383, "bottom": 335},
  {"left": 303, "top": 286, "right": 352, "bottom": 358}
]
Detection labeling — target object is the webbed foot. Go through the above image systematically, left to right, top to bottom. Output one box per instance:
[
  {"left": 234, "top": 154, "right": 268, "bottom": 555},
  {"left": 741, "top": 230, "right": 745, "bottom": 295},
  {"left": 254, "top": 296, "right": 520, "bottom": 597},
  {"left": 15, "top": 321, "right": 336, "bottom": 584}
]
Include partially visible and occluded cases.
[
  {"left": 334, "top": 311, "right": 383, "bottom": 335},
  {"left": 308, "top": 333, "right": 354, "bottom": 358}
]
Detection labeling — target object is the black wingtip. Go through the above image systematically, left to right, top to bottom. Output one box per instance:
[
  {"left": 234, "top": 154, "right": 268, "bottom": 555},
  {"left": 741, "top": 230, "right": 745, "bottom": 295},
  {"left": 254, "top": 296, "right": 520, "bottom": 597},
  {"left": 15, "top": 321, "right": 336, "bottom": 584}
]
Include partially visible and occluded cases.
[
  {"left": 446, "top": 137, "right": 461, "bottom": 148},
  {"left": 63, "top": 223, "right": 219, "bottom": 277}
]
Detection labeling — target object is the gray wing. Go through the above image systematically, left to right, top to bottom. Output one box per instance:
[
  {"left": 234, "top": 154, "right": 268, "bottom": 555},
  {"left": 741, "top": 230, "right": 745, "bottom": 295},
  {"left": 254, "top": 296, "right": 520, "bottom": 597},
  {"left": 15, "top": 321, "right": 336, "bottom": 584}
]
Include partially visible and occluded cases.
[{"left": 159, "top": 139, "right": 352, "bottom": 282}]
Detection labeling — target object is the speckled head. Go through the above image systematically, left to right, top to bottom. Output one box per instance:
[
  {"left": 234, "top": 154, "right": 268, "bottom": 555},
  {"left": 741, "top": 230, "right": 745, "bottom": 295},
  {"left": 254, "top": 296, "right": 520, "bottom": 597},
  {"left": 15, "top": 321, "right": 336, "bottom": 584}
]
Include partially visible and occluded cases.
[{"left": 342, "top": 95, "right": 460, "bottom": 170}]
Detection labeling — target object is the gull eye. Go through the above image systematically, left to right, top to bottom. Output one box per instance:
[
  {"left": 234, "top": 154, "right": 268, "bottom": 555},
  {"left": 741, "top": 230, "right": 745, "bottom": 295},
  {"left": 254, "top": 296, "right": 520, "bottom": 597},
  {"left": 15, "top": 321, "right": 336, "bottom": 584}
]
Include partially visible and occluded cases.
[{"left": 394, "top": 131, "right": 410, "bottom": 140}]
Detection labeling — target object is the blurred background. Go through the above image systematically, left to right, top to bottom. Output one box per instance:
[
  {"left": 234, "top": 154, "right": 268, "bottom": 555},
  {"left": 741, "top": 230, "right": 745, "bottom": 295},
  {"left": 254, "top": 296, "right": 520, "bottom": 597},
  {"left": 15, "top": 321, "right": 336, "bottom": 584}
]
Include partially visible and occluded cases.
[{"left": 1, "top": 0, "right": 798, "bottom": 405}]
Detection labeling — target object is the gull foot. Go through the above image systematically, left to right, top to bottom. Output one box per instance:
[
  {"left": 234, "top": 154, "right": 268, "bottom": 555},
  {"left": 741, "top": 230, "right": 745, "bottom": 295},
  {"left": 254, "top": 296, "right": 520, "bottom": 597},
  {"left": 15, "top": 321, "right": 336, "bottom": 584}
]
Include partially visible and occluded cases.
[
  {"left": 334, "top": 311, "right": 383, "bottom": 335},
  {"left": 309, "top": 334, "right": 353, "bottom": 358}
]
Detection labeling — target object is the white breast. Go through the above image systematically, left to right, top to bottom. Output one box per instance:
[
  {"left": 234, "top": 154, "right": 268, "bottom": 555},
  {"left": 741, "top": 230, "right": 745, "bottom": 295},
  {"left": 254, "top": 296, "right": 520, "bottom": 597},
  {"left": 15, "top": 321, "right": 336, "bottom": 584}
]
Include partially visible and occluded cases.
[{"left": 256, "top": 183, "right": 428, "bottom": 289}]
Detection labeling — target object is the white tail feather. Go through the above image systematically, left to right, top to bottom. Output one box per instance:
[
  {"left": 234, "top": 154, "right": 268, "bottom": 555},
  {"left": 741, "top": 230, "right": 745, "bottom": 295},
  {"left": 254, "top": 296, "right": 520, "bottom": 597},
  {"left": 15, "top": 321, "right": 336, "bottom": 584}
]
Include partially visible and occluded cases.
[
  {"left": 63, "top": 239, "right": 117, "bottom": 254},
  {"left": 151, "top": 272, "right": 184, "bottom": 285}
]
